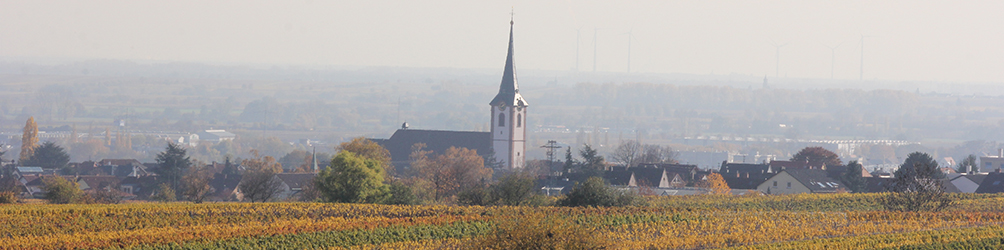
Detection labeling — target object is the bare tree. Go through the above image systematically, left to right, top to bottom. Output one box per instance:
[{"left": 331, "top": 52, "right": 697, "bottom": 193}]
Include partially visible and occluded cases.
[
  {"left": 610, "top": 140, "right": 641, "bottom": 167},
  {"left": 637, "top": 144, "right": 679, "bottom": 164},
  {"left": 413, "top": 146, "right": 492, "bottom": 201},
  {"left": 238, "top": 152, "right": 284, "bottom": 202},
  {"left": 181, "top": 164, "right": 214, "bottom": 203},
  {"left": 239, "top": 170, "right": 282, "bottom": 202}
]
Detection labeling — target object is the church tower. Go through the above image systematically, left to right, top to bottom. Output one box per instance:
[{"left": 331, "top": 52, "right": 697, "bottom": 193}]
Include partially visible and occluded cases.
[{"left": 489, "top": 18, "right": 528, "bottom": 169}]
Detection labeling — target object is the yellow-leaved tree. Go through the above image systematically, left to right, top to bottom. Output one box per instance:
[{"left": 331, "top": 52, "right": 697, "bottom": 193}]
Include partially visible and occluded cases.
[
  {"left": 20, "top": 116, "right": 38, "bottom": 163},
  {"left": 701, "top": 173, "right": 731, "bottom": 195}
]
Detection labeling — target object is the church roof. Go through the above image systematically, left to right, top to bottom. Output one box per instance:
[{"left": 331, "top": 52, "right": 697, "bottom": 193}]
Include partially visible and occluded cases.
[
  {"left": 489, "top": 20, "right": 528, "bottom": 108},
  {"left": 371, "top": 129, "right": 491, "bottom": 168}
]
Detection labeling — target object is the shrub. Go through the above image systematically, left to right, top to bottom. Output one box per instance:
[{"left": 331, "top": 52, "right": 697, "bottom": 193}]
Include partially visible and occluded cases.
[
  {"left": 457, "top": 172, "right": 547, "bottom": 206},
  {"left": 490, "top": 172, "right": 539, "bottom": 206},
  {"left": 42, "top": 176, "right": 83, "bottom": 204},
  {"left": 558, "top": 176, "right": 638, "bottom": 207},
  {"left": 384, "top": 181, "right": 419, "bottom": 205},
  {"left": 150, "top": 183, "right": 177, "bottom": 202},
  {"left": 457, "top": 184, "right": 492, "bottom": 206},
  {"left": 88, "top": 189, "right": 124, "bottom": 204},
  {"left": 0, "top": 191, "right": 18, "bottom": 204},
  {"left": 473, "top": 212, "right": 609, "bottom": 249}
]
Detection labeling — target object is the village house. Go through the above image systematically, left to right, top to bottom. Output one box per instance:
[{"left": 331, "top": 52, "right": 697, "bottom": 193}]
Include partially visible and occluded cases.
[{"left": 757, "top": 169, "right": 844, "bottom": 194}]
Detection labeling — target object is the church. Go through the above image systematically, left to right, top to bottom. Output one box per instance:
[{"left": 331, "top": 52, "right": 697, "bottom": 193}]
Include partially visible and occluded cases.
[{"left": 373, "top": 19, "right": 528, "bottom": 170}]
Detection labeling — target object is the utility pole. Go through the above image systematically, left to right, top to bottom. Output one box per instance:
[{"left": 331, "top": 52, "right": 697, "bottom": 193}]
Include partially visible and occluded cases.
[{"left": 541, "top": 140, "right": 562, "bottom": 172}]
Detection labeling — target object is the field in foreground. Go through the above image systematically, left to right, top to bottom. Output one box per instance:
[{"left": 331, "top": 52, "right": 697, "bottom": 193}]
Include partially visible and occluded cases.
[{"left": 5, "top": 193, "right": 1004, "bottom": 249}]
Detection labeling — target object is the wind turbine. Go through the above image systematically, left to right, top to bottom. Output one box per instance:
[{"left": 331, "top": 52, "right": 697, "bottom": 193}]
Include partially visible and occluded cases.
[
  {"left": 575, "top": 28, "right": 581, "bottom": 72},
  {"left": 593, "top": 28, "right": 599, "bottom": 73},
  {"left": 623, "top": 29, "right": 638, "bottom": 74},
  {"left": 770, "top": 39, "right": 788, "bottom": 78},
  {"left": 824, "top": 42, "right": 843, "bottom": 79}
]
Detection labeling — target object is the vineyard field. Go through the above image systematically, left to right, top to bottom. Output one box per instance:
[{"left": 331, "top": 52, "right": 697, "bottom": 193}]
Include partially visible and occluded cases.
[{"left": 4, "top": 193, "right": 1004, "bottom": 249}]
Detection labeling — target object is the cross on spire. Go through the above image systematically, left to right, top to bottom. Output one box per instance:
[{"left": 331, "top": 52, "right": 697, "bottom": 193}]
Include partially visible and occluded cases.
[{"left": 510, "top": 7, "right": 514, "bottom": 25}]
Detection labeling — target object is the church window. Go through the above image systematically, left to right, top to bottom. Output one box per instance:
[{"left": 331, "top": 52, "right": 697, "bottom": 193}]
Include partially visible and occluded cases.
[
  {"left": 498, "top": 113, "right": 505, "bottom": 127},
  {"left": 516, "top": 114, "right": 522, "bottom": 127}
]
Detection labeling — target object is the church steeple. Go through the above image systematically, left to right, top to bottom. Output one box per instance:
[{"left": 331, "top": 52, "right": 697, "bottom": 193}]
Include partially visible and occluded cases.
[
  {"left": 489, "top": 16, "right": 528, "bottom": 169},
  {"left": 489, "top": 18, "right": 528, "bottom": 108}
]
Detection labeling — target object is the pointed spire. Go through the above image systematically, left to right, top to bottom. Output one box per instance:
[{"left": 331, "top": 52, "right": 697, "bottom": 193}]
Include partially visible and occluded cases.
[{"left": 490, "top": 16, "right": 528, "bottom": 107}]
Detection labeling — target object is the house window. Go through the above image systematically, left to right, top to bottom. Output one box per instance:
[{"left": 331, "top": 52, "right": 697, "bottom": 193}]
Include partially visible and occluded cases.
[
  {"left": 498, "top": 113, "right": 505, "bottom": 127},
  {"left": 516, "top": 114, "right": 522, "bottom": 127},
  {"left": 773, "top": 181, "right": 777, "bottom": 187},
  {"left": 787, "top": 182, "right": 791, "bottom": 189}
]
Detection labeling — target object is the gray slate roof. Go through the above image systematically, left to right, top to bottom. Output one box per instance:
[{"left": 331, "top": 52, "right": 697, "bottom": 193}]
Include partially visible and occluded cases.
[
  {"left": 372, "top": 129, "right": 491, "bottom": 168},
  {"left": 784, "top": 169, "right": 843, "bottom": 193},
  {"left": 276, "top": 173, "right": 316, "bottom": 190},
  {"left": 976, "top": 173, "right": 1004, "bottom": 193}
]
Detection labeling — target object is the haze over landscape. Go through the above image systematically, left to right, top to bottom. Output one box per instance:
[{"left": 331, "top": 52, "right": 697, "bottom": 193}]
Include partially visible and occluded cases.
[
  {"left": 3, "top": 1, "right": 1004, "bottom": 168},
  {"left": 5, "top": 1, "right": 1004, "bottom": 82},
  {"left": 9, "top": 2, "right": 1004, "bottom": 249}
]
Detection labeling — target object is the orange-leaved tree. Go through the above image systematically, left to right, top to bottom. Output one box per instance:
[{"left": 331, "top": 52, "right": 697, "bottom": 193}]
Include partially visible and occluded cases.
[
  {"left": 413, "top": 146, "right": 492, "bottom": 201},
  {"left": 701, "top": 173, "right": 731, "bottom": 195}
]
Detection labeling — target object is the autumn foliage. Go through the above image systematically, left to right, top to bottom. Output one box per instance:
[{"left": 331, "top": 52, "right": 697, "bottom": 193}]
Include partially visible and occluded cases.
[
  {"left": 700, "top": 172, "right": 731, "bottom": 195},
  {"left": 4, "top": 194, "right": 1004, "bottom": 249}
]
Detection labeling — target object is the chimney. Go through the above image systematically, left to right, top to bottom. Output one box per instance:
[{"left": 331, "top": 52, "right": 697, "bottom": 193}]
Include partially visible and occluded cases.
[{"left": 999, "top": 148, "right": 1003, "bottom": 158}]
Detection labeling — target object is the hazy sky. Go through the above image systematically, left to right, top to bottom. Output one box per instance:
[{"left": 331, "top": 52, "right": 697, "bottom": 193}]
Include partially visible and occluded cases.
[{"left": 3, "top": 1, "right": 1004, "bottom": 82}]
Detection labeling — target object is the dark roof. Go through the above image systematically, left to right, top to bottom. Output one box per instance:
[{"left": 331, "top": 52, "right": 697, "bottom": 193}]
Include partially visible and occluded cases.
[
  {"left": 488, "top": 21, "right": 527, "bottom": 108},
  {"left": 373, "top": 129, "right": 491, "bottom": 167},
  {"left": 769, "top": 160, "right": 818, "bottom": 170},
  {"left": 720, "top": 162, "right": 773, "bottom": 175},
  {"left": 720, "top": 162, "right": 776, "bottom": 189},
  {"left": 637, "top": 163, "right": 698, "bottom": 181},
  {"left": 628, "top": 167, "right": 666, "bottom": 187},
  {"left": 784, "top": 169, "right": 843, "bottom": 193},
  {"left": 604, "top": 170, "right": 634, "bottom": 186},
  {"left": 871, "top": 170, "right": 892, "bottom": 178},
  {"left": 209, "top": 173, "right": 242, "bottom": 194},
  {"left": 276, "top": 173, "right": 316, "bottom": 190},
  {"left": 559, "top": 173, "right": 591, "bottom": 184},
  {"left": 976, "top": 173, "right": 1004, "bottom": 193},
  {"left": 722, "top": 175, "right": 772, "bottom": 190},
  {"left": 965, "top": 175, "right": 988, "bottom": 186},
  {"left": 22, "top": 176, "right": 43, "bottom": 186},
  {"left": 76, "top": 176, "right": 122, "bottom": 190},
  {"left": 119, "top": 176, "right": 161, "bottom": 198},
  {"left": 121, "top": 176, "right": 160, "bottom": 186},
  {"left": 865, "top": 177, "right": 891, "bottom": 193},
  {"left": 941, "top": 179, "right": 962, "bottom": 193}
]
